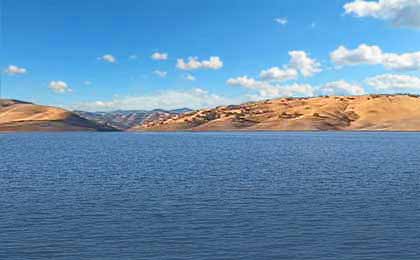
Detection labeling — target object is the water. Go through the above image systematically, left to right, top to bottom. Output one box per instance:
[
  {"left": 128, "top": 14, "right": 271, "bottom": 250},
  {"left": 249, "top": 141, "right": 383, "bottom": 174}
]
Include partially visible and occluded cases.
[{"left": 1, "top": 132, "right": 419, "bottom": 260}]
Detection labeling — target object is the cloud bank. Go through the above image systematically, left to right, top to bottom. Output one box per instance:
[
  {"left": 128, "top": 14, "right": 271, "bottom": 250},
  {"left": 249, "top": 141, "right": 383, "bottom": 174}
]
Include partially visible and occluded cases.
[
  {"left": 331, "top": 44, "right": 420, "bottom": 70},
  {"left": 365, "top": 74, "right": 420, "bottom": 91},
  {"left": 227, "top": 76, "right": 315, "bottom": 99},
  {"left": 319, "top": 80, "right": 366, "bottom": 96},
  {"left": 71, "top": 88, "right": 242, "bottom": 112}
]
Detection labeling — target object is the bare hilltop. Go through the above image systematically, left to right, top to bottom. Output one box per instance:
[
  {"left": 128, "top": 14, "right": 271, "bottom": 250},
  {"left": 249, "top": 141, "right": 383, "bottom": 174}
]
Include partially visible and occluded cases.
[
  {"left": 132, "top": 94, "right": 420, "bottom": 132},
  {"left": 0, "top": 99, "right": 117, "bottom": 132}
]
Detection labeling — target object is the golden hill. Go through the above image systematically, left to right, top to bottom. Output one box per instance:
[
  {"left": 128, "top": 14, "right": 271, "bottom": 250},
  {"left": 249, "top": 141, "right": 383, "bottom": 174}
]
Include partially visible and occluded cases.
[
  {"left": 131, "top": 94, "right": 420, "bottom": 131},
  {"left": 0, "top": 99, "right": 117, "bottom": 132}
]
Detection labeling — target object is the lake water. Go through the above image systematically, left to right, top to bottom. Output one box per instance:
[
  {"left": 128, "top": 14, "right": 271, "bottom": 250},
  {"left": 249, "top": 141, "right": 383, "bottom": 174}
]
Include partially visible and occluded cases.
[{"left": 1, "top": 132, "right": 420, "bottom": 260}]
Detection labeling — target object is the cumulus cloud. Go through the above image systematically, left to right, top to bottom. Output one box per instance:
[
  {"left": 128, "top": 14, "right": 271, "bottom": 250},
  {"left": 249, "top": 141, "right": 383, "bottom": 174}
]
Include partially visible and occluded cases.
[
  {"left": 344, "top": 0, "right": 420, "bottom": 28},
  {"left": 274, "top": 17, "right": 288, "bottom": 25},
  {"left": 330, "top": 44, "right": 420, "bottom": 70},
  {"left": 330, "top": 44, "right": 383, "bottom": 66},
  {"left": 226, "top": 51, "right": 320, "bottom": 98},
  {"left": 257, "top": 51, "right": 320, "bottom": 82},
  {"left": 289, "top": 51, "right": 322, "bottom": 77},
  {"left": 151, "top": 52, "right": 168, "bottom": 61},
  {"left": 383, "top": 52, "right": 420, "bottom": 70},
  {"left": 99, "top": 54, "right": 116, "bottom": 63},
  {"left": 176, "top": 56, "right": 223, "bottom": 70},
  {"left": 4, "top": 65, "right": 27, "bottom": 75},
  {"left": 260, "top": 67, "right": 298, "bottom": 82},
  {"left": 154, "top": 70, "right": 167, "bottom": 78},
  {"left": 184, "top": 74, "right": 196, "bottom": 81},
  {"left": 365, "top": 74, "right": 420, "bottom": 91},
  {"left": 227, "top": 75, "right": 371, "bottom": 99},
  {"left": 227, "top": 76, "right": 315, "bottom": 99},
  {"left": 227, "top": 76, "right": 267, "bottom": 91},
  {"left": 318, "top": 80, "right": 366, "bottom": 96},
  {"left": 49, "top": 81, "right": 72, "bottom": 93},
  {"left": 70, "top": 88, "right": 242, "bottom": 111}
]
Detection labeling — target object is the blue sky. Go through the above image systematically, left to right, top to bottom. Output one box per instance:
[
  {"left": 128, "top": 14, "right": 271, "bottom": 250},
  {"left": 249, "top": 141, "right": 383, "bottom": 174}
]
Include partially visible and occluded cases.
[{"left": 2, "top": 0, "right": 420, "bottom": 111}]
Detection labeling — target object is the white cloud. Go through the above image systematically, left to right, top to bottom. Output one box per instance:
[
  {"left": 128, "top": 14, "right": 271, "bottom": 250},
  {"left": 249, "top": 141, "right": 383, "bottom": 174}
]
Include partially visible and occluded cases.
[
  {"left": 344, "top": 0, "right": 420, "bottom": 28},
  {"left": 274, "top": 17, "right": 288, "bottom": 25},
  {"left": 330, "top": 44, "right": 420, "bottom": 70},
  {"left": 330, "top": 44, "right": 383, "bottom": 66},
  {"left": 226, "top": 51, "right": 320, "bottom": 99},
  {"left": 257, "top": 51, "right": 320, "bottom": 82},
  {"left": 289, "top": 51, "right": 322, "bottom": 77},
  {"left": 151, "top": 52, "right": 168, "bottom": 61},
  {"left": 382, "top": 52, "right": 420, "bottom": 70},
  {"left": 99, "top": 54, "right": 117, "bottom": 63},
  {"left": 129, "top": 55, "right": 138, "bottom": 60},
  {"left": 176, "top": 56, "right": 223, "bottom": 70},
  {"left": 4, "top": 65, "right": 27, "bottom": 75},
  {"left": 259, "top": 67, "right": 298, "bottom": 82},
  {"left": 154, "top": 70, "right": 167, "bottom": 78},
  {"left": 184, "top": 74, "right": 196, "bottom": 81},
  {"left": 365, "top": 74, "right": 420, "bottom": 91},
  {"left": 227, "top": 76, "right": 315, "bottom": 99},
  {"left": 227, "top": 76, "right": 267, "bottom": 90},
  {"left": 228, "top": 76, "right": 370, "bottom": 99},
  {"left": 318, "top": 80, "right": 366, "bottom": 96},
  {"left": 49, "top": 81, "right": 72, "bottom": 93},
  {"left": 70, "top": 88, "right": 241, "bottom": 111}
]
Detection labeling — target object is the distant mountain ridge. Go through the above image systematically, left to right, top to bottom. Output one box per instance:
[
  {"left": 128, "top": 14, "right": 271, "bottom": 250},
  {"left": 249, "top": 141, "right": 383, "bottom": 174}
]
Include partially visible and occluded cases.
[
  {"left": 132, "top": 94, "right": 420, "bottom": 132},
  {"left": 74, "top": 108, "right": 193, "bottom": 130}
]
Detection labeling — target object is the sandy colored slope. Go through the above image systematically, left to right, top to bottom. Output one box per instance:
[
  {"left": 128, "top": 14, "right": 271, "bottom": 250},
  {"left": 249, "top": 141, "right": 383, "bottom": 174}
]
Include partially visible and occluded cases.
[
  {"left": 132, "top": 95, "right": 420, "bottom": 132},
  {"left": 0, "top": 100, "right": 117, "bottom": 132}
]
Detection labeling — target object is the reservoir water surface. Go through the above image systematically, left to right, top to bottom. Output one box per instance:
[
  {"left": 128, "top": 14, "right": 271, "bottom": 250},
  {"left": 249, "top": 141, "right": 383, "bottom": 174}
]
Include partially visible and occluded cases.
[{"left": 1, "top": 132, "right": 419, "bottom": 259}]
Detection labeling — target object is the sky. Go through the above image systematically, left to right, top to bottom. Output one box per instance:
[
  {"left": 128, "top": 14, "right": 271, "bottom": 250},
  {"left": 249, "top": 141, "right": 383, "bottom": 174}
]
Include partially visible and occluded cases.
[{"left": 2, "top": 0, "right": 420, "bottom": 111}]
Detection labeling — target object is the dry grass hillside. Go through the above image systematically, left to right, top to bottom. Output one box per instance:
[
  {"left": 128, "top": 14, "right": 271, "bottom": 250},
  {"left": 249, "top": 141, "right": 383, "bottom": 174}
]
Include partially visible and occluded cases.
[
  {"left": 132, "top": 94, "right": 420, "bottom": 131},
  {"left": 0, "top": 99, "right": 117, "bottom": 132}
]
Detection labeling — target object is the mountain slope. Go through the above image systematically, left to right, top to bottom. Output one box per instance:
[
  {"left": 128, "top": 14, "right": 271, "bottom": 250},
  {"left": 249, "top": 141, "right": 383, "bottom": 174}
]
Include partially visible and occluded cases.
[
  {"left": 131, "top": 94, "right": 420, "bottom": 131},
  {"left": 0, "top": 99, "right": 118, "bottom": 132},
  {"left": 74, "top": 108, "right": 193, "bottom": 130}
]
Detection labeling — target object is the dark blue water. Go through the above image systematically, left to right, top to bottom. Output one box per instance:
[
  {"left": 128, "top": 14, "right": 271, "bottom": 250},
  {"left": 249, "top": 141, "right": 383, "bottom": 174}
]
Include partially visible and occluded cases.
[{"left": 1, "top": 132, "right": 420, "bottom": 260}]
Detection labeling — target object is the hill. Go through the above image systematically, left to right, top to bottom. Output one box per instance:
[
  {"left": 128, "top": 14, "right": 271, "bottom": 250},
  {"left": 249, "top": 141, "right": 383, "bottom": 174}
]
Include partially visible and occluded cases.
[
  {"left": 131, "top": 94, "right": 420, "bottom": 131},
  {"left": 0, "top": 99, "right": 118, "bottom": 132}
]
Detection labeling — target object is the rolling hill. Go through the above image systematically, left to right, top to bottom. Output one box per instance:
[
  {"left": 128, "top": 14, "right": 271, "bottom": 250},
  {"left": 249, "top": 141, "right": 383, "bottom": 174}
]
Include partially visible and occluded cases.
[
  {"left": 131, "top": 94, "right": 420, "bottom": 132},
  {"left": 0, "top": 99, "right": 118, "bottom": 132}
]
